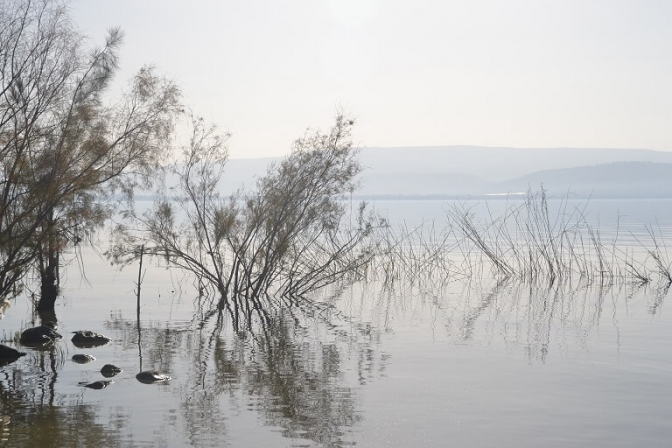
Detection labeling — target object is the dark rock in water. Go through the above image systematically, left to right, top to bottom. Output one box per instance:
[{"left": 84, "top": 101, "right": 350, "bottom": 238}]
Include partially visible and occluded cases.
[
  {"left": 19, "top": 322, "right": 62, "bottom": 346},
  {"left": 71, "top": 330, "right": 111, "bottom": 348},
  {"left": 0, "top": 344, "right": 26, "bottom": 365},
  {"left": 0, "top": 344, "right": 26, "bottom": 359},
  {"left": 72, "top": 354, "right": 96, "bottom": 364},
  {"left": 101, "top": 364, "right": 122, "bottom": 378},
  {"left": 136, "top": 370, "right": 171, "bottom": 384},
  {"left": 81, "top": 380, "right": 113, "bottom": 390}
]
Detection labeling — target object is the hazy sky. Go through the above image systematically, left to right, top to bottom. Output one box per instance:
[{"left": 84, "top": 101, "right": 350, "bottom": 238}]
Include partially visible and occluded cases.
[{"left": 70, "top": 0, "right": 672, "bottom": 158}]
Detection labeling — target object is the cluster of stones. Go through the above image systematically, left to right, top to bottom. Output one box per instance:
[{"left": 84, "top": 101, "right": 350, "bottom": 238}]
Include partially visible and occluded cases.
[{"left": 1, "top": 322, "right": 170, "bottom": 386}]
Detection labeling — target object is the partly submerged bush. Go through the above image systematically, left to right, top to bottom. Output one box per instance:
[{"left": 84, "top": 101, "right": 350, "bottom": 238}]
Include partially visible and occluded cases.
[
  {"left": 110, "top": 115, "right": 382, "bottom": 329},
  {"left": 374, "top": 188, "right": 672, "bottom": 289}
]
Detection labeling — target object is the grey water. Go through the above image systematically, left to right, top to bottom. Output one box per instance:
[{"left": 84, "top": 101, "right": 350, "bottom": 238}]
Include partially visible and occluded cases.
[{"left": 1, "top": 198, "right": 672, "bottom": 447}]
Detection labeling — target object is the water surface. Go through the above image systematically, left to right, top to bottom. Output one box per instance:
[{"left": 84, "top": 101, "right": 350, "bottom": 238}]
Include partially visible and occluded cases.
[{"left": 1, "top": 199, "right": 671, "bottom": 447}]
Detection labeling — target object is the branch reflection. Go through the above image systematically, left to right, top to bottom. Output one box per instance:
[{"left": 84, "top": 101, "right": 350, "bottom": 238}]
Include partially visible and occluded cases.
[
  {"left": 364, "top": 275, "right": 669, "bottom": 363},
  {"left": 103, "top": 303, "right": 387, "bottom": 447}
]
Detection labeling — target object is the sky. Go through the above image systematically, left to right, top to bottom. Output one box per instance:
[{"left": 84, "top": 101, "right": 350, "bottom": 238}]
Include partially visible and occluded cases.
[{"left": 69, "top": 0, "right": 672, "bottom": 159}]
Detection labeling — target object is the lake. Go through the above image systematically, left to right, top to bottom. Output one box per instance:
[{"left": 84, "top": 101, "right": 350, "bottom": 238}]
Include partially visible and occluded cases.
[{"left": 1, "top": 198, "right": 672, "bottom": 447}]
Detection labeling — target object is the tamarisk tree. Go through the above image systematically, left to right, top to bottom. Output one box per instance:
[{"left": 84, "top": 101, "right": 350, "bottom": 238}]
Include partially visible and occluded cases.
[
  {"left": 0, "top": 0, "right": 181, "bottom": 310},
  {"left": 110, "top": 115, "right": 381, "bottom": 329}
]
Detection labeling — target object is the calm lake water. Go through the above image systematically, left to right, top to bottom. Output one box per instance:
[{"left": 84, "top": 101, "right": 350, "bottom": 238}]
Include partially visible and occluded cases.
[{"left": 2, "top": 198, "right": 672, "bottom": 447}]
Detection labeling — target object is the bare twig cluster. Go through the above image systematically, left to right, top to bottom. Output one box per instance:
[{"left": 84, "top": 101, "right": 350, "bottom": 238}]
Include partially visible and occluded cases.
[
  {"left": 110, "top": 115, "right": 382, "bottom": 330},
  {"left": 373, "top": 188, "right": 672, "bottom": 289},
  {"left": 372, "top": 220, "right": 462, "bottom": 288}
]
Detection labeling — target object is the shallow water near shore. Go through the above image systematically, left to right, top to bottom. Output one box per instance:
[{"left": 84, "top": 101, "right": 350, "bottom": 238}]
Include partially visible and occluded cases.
[{"left": 1, "top": 199, "right": 672, "bottom": 447}]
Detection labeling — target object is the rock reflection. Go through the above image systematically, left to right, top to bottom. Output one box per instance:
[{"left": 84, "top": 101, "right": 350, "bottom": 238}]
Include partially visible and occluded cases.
[{"left": 0, "top": 347, "right": 130, "bottom": 447}]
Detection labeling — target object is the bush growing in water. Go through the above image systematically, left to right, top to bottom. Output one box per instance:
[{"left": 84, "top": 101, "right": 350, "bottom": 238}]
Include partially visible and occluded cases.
[
  {"left": 110, "top": 115, "right": 382, "bottom": 329},
  {"left": 374, "top": 188, "right": 672, "bottom": 290}
]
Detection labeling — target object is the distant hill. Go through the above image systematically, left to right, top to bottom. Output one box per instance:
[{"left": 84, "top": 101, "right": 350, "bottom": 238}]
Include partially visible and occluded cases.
[
  {"left": 218, "top": 146, "right": 672, "bottom": 199},
  {"left": 358, "top": 146, "right": 672, "bottom": 182},
  {"left": 494, "top": 162, "right": 672, "bottom": 198}
]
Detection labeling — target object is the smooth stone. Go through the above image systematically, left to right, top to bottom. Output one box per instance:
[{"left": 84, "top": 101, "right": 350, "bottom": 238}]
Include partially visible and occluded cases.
[
  {"left": 19, "top": 322, "right": 62, "bottom": 345},
  {"left": 71, "top": 330, "right": 111, "bottom": 348},
  {"left": 0, "top": 344, "right": 26, "bottom": 359},
  {"left": 0, "top": 344, "right": 26, "bottom": 365},
  {"left": 72, "top": 354, "right": 96, "bottom": 364},
  {"left": 101, "top": 364, "right": 123, "bottom": 378},
  {"left": 136, "top": 370, "right": 171, "bottom": 384},
  {"left": 82, "top": 380, "right": 113, "bottom": 390}
]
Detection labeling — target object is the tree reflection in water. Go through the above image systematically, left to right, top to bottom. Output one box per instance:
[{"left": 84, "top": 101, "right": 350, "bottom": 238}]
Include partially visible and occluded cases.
[
  {"left": 0, "top": 272, "right": 668, "bottom": 446},
  {"left": 102, "top": 303, "right": 386, "bottom": 447},
  {"left": 218, "top": 312, "right": 360, "bottom": 445},
  {"left": 0, "top": 346, "right": 130, "bottom": 447}
]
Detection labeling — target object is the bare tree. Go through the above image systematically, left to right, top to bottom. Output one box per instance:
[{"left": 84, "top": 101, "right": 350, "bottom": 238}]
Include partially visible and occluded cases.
[
  {"left": 0, "top": 0, "right": 181, "bottom": 310},
  {"left": 110, "top": 115, "right": 381, "bottom": 329}
]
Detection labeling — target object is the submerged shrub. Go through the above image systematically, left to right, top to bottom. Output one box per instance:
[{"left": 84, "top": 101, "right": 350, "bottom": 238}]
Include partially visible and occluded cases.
[{"left": 111, "top": 115, "right": 381, "bottom": 329}]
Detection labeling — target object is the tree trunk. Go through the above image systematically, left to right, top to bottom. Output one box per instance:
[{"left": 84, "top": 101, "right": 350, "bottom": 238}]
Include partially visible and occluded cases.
[
  {"left": 37, "top": 215, "right": 60, "bottom": 312},
  {"left": 37, "top": 259, "right": 59, "bottom": 312}
]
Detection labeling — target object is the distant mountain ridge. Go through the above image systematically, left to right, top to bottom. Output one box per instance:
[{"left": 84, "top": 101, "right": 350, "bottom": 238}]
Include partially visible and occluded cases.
[
  {"left": 221, "top": 146, "right": 672, "bottom": 199},
  {"left": 358, "top": 146, "right": 672, "bottom": 182},
  {"left": 356, "top": 147, "right": 672, "bottom": 198},
  {"left": 494, "top": 161, "right": 672, "bottom": 198}
]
